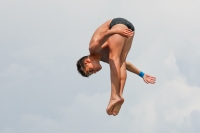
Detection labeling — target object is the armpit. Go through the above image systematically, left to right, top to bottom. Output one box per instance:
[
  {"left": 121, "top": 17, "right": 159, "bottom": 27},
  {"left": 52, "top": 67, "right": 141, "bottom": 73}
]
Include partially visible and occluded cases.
[{"left": 101, "top": 55, "right": 109, "bottom": 64}]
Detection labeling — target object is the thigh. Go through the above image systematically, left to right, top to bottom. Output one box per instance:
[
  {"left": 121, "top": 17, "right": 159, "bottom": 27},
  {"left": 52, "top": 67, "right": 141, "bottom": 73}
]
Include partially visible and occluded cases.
[
  {"left": 120, "top": 32, "right": 134, "bottom": 63},
  {"left": 108, "top": 34, "right": 125, "bottom": 59}
]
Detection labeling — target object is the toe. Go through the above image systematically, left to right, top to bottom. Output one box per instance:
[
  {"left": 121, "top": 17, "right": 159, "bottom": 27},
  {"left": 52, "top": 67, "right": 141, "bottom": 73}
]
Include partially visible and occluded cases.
[
  {"left": 106, "top": 109, "right": 112, "bottom": 115},
  {"left": 112, "top": 111, "right": 118, "bottom": 116}
]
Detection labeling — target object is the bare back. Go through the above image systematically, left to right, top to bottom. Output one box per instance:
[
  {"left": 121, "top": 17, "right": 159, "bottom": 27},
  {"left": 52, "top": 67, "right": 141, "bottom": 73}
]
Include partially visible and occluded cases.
[{"left": 89, "top": 20, "right": 112, "bottom": 47}]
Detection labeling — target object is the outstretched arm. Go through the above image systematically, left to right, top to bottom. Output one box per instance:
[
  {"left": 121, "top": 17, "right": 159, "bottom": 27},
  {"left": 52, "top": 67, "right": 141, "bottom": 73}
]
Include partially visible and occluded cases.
[
  {"left": 126, "top": 61, "right": 156, "bottom": 84},
  {"left": 126, "top": 61, "right": 140, "bottom": 75}
]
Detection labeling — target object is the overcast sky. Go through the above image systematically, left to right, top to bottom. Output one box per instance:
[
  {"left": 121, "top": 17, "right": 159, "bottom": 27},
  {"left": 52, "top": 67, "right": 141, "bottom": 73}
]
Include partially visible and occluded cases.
[{"left": 1, "top": 0, "right": 200, "bottom": 133}]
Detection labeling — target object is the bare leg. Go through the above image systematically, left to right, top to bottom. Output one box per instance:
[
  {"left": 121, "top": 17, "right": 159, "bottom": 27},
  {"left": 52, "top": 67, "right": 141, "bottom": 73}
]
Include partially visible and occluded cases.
[
  {"left": 106, "top": 33, "right": 125, "bottom": 115},
  {"left": 112, "top": 33, "right": 134, "bottom": 116},
  {"left": 119, "top": 34, "right": 134, "bottom": 96},
  {"left": 112, "top": 62, "right": 126, "bottom": 116}
]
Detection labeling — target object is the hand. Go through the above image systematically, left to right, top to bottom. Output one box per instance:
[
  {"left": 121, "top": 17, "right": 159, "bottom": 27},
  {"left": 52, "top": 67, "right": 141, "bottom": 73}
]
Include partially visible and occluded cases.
[
  {"left": 117, "top": 28, "right": 133, "bottom": 37},
  {"left": 143, "top": 74, "right": 156, "bottom": 84}
]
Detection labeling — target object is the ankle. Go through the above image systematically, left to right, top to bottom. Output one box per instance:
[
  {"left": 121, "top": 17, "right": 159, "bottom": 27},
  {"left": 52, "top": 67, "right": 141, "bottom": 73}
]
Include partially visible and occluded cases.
[{"left": 110, "top": 95, "right": 120, "bottom": 100}]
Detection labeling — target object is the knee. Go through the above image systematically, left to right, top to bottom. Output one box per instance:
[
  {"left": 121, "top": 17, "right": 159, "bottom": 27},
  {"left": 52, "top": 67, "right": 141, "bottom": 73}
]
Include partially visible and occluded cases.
[
  {"left": 120, "top": 54, "right": 127, "bottom": 64},
  {"left": 120, "top": 61, "right": 126, "bottom": 67},
  {"left": 120, "top": 67, "right": 127, "bottom": 81},
  {"left": 120, "top": 73, "right": 127, "bottom": 83}
]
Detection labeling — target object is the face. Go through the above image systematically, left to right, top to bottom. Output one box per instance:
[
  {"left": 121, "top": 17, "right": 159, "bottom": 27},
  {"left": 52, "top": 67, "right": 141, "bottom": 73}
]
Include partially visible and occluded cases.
[{"left": 85, "top": 60, "right": 102, "bottom": 76}]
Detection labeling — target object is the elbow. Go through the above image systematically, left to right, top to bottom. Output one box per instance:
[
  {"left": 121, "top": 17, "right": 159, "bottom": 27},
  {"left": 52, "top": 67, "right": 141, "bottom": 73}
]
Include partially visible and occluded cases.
[
  {"left": 89, "top": 42, "right": 99, "bottom": 53},
  {"left": 89, "top": 46, "right": 95, "bottom": 54},
  {"left": 125, "top": 61, "right": 131, "bottom": 69},
  {"left": 125, "top": 61, "right": 131, "bottom": 66}
]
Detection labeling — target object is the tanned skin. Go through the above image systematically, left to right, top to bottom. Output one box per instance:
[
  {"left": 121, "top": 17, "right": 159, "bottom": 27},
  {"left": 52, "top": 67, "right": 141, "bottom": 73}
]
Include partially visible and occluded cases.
[{"left": 84, "top": 19, "right": 156, "bottom": 116}]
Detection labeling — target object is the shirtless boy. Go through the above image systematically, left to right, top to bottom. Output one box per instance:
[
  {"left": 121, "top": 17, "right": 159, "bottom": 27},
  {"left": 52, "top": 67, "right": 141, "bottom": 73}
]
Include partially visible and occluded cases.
[{"left": 76, "top": 18, "right": 156, "bottom": 116}]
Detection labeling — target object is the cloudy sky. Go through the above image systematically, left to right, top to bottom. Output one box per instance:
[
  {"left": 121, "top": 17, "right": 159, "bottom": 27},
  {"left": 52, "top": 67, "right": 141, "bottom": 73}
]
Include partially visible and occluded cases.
[{"left": 1, "top": 0, "right": 200, "bottom": 133}]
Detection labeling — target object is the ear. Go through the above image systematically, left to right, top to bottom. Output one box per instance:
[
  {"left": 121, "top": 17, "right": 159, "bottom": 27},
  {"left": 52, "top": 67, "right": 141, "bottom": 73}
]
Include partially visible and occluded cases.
[{"left": 84, "top": 58, "right": 91, "bottom": 63}]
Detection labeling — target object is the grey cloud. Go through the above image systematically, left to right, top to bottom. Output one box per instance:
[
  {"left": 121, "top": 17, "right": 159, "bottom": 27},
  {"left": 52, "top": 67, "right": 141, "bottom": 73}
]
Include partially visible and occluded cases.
[
  {"left": 1, "top": 0, "right": 200, "bottom": 133},
  {"left": 175, "top": 36, "right": 200, "bottom": 86},
  {"left": 179, "top": 110, "right": 200, "bottom": 133}
]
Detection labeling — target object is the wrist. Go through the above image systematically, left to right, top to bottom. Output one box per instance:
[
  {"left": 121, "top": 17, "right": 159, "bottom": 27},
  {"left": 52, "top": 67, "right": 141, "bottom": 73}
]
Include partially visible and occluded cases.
[{"left": 138, "top": 71, "right": 145, "bottom": 78}]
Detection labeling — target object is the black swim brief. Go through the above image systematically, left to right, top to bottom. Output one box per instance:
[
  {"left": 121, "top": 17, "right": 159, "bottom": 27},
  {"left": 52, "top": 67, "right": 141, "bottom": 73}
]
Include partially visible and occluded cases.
[{"left": 109, "top": 18, "right": 135, "bottom": 31}]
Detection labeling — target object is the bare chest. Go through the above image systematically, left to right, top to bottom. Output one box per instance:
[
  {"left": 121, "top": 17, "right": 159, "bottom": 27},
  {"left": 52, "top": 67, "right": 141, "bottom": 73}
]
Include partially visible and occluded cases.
[{"left": 99, "top": 46, "right": 109, "bottom": 63}]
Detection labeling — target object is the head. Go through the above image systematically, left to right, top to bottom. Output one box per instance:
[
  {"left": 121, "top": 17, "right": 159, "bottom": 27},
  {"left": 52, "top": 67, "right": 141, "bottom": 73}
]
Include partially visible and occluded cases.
[{"left": 76, "top": 55, "right": 102, "bottom": 77}]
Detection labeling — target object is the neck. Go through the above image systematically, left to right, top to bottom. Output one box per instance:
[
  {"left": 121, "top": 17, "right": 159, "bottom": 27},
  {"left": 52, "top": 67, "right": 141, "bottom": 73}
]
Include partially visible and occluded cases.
[{"left": 88, "top": 54, "right": 102, "bottom": 61}]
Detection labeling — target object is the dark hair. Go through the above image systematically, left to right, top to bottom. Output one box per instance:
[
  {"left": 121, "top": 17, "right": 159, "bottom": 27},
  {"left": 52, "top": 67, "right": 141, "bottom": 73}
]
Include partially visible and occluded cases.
[{"left": 76, "top": 56, "right": 89, "bottom": 77}]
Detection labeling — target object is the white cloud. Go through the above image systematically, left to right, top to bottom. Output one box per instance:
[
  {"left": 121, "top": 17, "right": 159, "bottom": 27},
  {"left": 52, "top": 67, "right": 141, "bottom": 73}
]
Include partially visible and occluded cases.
[
  {"left": 1, "top": 0, "right": 200, "bottom": 133},
  {"left": 164, "top": 53, "right": 177, "bottom": 68},
  {"left": 1, "top": 63, "right": 29, "bottom": 80},
  {"left": 16, "top": 114, "right": 60, "bottom": 133}
]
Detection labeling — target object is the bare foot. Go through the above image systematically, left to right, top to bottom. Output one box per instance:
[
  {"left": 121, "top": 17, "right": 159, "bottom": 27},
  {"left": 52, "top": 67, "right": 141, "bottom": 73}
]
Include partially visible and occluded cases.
[
  {"left": 106, "top": 96, "right": 121, "bottom": 115},
  {"left": 112, "top": 97, "right": 124, "bottom": 116}
]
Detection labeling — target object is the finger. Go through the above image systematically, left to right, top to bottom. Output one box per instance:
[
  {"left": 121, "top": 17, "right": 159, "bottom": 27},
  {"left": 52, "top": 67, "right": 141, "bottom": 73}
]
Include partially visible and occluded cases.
[
  {"left": 125, "top": 29, "right": 133, "bottom": 32},
  {"left": 125, "top": 29, "right": 133, "bottom": 34},
  {"left": 127, "top": 29, "right": 133, "bottom": 32},
  {"left": 126, "top": 30, "right": 133, "bottom": 34},
  {"left": 122, "top": 32, "right": 130, "bottom": 37},
  {"left": 126, "top": 32, "right": 133, "bottom": 36},
  {"left": 129, "top": 33, "right": 133, "bottom": 36},
  {"left": 151, "top": 76, "right": 156, "bottom": 79},
  {"left": 145, "top": 78, "right": 150, "bottom": 83},
  {"left": 146, "top": 78, "right": 154, "bottom": 84},
  {"left": 151, "top": 78, "right": 156, "bottom": 81},
  {"left": 152, "top": 78, "right": 156, "bottom": 82},
  {"left": 144, "top": 79, "right": 147, "bottom": 83},
  {"left": 144, "top": 79, "right": 148, "bottom": 84},
  {"left": 150, "top": 79, "right": 156, "bottom": 84}
]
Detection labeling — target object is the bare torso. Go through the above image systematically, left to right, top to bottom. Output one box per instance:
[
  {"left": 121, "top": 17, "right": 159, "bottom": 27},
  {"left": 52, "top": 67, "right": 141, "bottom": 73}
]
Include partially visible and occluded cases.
[{"left": 89, "top": 20, "right": 112, "bottom": 62}]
